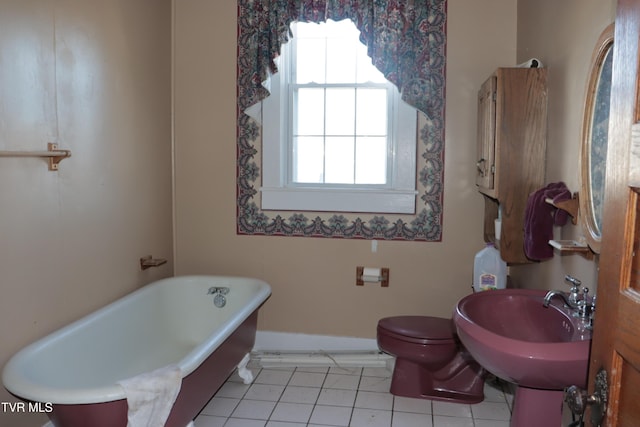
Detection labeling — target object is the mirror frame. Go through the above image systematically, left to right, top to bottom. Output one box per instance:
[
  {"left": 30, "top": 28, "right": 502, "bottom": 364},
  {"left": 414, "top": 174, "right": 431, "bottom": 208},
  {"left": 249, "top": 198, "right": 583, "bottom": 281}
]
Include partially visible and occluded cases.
[{"left": 580, "top": 23, "right": 614, "bottom": 254}]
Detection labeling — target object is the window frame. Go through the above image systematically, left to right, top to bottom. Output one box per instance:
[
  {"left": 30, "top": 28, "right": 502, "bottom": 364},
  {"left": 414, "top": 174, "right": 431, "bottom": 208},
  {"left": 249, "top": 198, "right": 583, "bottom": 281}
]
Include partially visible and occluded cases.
[
  {"left": 235, "top": 3, "right": 447, "bottom": 242},
  {"left": 260, "top": 20, "right": 418, "bottom": 214}
]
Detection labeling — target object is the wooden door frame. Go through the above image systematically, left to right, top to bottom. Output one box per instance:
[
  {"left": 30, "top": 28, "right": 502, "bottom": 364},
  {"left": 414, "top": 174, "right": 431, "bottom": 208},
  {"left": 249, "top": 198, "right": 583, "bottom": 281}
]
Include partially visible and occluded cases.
[{"left": 588, "top": 0, "right": 640, "bottom": 424}]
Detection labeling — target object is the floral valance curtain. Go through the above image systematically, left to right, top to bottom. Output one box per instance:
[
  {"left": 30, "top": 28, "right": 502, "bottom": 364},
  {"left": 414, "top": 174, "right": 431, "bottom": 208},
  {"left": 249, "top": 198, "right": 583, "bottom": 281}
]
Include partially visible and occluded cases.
[{"left": 238, "top": 0, "right": 447, "bottom": 120}]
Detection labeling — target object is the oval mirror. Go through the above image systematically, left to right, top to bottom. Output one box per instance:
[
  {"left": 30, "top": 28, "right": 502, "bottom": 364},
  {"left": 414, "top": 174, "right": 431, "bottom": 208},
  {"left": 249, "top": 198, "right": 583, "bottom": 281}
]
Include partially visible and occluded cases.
[{"left": 580, "top": 23, "right": 614, "bottom": 254}]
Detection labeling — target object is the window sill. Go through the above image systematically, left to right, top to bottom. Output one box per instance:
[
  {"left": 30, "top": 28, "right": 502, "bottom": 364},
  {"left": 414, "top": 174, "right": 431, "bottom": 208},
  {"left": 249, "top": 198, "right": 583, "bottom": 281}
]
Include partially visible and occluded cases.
[{"left": 260, "top": 187, "right": 417, "bottom": 214}]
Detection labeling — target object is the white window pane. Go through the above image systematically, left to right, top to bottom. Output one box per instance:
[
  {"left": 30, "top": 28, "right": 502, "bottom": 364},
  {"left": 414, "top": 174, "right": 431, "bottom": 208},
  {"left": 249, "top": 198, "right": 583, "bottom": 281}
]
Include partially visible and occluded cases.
[
  {"left": 296, "top": 38, "right": 326, "bottom": 84},
  {"left": 326, "top": 38, "right": 357, "bottom": 83},
  {"left": 355, "top": 43, "right": 387, "bottom": 83},
  {"left": 296, "top": 88, "right": 325, "bottom": 135},
  {"left": 325, "top": 88, "right": 355, "bottom": 135},
  {"left": 356, "top": 89, "right": 388, "bottom": 135},
  {"left": 293, "top": 136, "right": 324, "bottom": 183},
  {"left": 325, "top": 137, "right": 355, "bottom": 184},
  {"left": 355, "top": 137, "right": 387, "bottom": 184}
]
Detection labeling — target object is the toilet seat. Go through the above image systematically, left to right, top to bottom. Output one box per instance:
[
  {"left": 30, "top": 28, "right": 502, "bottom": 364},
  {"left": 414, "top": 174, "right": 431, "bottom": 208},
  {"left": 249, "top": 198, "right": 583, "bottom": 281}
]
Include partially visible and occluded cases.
[{"left": 378, "top": 316, "right": 455, "bottom": 345}]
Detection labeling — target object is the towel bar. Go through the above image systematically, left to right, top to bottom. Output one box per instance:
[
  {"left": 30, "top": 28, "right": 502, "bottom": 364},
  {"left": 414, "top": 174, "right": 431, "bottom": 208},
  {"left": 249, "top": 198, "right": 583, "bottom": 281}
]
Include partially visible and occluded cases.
[
  {"left": 0, "top": 143, "right": 71, "bottom": 171},
  {"left": 545, "top": 192, "right": 579, "bottom": 225},
  {"left": 140, "top": 255, "right": 168, "bottom": 270}
]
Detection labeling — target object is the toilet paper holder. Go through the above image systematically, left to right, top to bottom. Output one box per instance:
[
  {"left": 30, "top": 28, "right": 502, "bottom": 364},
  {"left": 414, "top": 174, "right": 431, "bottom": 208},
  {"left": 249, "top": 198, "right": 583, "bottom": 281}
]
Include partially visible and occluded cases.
[{"left": 356, "top": 266, "right": 390, "bottom": 287}]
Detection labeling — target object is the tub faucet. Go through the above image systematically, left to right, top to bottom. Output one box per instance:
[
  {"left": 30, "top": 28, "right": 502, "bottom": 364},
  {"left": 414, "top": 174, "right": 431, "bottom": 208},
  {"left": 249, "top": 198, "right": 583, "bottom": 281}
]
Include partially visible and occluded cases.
[{"left": 208, "top": 286, "right": 229, "bottom": 308}]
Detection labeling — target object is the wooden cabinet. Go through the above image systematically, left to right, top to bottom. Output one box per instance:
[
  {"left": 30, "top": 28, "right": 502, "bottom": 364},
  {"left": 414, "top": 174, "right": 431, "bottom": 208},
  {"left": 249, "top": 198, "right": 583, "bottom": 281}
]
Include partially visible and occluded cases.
[{"left": 475, "top": 68, "right": 548, "bottom": 263}]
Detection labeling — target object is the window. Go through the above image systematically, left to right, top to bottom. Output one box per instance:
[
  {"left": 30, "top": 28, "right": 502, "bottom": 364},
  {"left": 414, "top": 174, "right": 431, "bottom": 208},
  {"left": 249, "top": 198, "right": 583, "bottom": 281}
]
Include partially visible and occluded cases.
[
  {"left": 236, "top": 0, "right": 447, "bottom": 241},
  {"left": 261, "top": 20, "right": 418, "bottom": 214}
]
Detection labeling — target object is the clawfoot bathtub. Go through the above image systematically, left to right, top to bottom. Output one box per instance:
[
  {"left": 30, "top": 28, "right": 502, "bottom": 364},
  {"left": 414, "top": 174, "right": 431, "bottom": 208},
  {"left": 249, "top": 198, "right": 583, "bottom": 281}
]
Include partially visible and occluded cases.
[{"left": 2, "top": 275, "right": 271, "bottom": 427}]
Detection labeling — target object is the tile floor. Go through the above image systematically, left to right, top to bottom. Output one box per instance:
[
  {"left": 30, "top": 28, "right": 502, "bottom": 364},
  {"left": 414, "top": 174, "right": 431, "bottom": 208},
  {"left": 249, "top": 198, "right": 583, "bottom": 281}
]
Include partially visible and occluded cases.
[{"left": 193, "top": 364, "right": 514, "bottom": 427}]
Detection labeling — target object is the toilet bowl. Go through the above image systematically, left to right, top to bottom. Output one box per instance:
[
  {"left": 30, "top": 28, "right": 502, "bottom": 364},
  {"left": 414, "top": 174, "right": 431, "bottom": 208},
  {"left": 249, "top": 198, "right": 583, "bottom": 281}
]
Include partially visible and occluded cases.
[{"left": 377, "top": 315, "right": 485, "bottom": 403}]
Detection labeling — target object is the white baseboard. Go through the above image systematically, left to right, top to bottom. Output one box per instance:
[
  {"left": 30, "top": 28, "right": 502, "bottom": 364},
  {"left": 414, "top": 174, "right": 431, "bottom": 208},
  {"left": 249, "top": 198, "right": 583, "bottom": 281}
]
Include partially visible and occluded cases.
[
  {"left": 252, "top": 331, "right": 393, "bottom": 369},
  {"left": 254, "top": 331, "right": 379, "bottom": 352}
]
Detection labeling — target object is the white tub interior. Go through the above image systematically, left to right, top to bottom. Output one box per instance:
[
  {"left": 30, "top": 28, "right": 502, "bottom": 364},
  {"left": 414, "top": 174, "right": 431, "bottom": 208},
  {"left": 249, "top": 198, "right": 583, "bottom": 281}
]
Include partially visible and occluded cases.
[{"left": 2, "top": 275, "right": 271, "bottom": 404}]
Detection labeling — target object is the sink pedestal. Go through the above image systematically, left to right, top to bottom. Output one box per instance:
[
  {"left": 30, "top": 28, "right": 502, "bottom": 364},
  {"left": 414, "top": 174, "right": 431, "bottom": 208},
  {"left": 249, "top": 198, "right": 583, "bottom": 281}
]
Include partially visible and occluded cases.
[{"left": 511, "top": 387, "right": 564, "bottom": 427}]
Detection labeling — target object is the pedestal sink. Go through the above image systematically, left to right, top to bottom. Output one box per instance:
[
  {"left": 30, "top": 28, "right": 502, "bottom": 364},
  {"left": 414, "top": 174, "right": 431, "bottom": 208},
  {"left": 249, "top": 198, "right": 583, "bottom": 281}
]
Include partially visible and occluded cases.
[{"left": 453, "top": 288, "right": 591, "bottom": 427}]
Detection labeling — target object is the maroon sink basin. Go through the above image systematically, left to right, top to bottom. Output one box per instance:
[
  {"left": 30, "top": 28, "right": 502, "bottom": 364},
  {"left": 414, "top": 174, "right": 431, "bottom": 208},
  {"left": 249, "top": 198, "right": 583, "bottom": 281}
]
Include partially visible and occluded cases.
[{"left": 453, "top": 288, "right": 591, "bottom": 390}]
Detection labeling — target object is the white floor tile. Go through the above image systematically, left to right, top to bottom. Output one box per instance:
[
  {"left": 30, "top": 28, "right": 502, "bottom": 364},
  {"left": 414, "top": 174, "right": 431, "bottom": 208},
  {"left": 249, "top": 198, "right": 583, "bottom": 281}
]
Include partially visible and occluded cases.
[
  {"left": 194, "top": 364, "right": 514, "bottom": 427},
  {"left": 362, "top": 367, "right": 392, "bottom": 378},
  {"left": 255, "top": 369, "right": 294, "bottom": 386},
  {"left": 289, "top": 371, "right": 327, "bottom": 388},
  {"left": 324, "top": 373, "right": 361, "bottom": 390},
  {"left": 357, "top": 376, "right": 391, "bottom": 393},
  {"left": 215, "top": 381, "right": 251, "bottom": 399},
  {"left": 245, "top": 383, "right": 286, "bottom": 401},
  {"left": 280, "top": 385, "right": 321, "bottom": 404},
  {"left": 317, "top": 388, "right": 358, "bottom": 407},
  {"left": 355, "top": 391, "right": 393, "bottom": 411},
  {"left": 392, "top": 396, "right": 432, "bottom": 414},
  {"left": 200, "top": 397, "right": 240, "bottom": 417},
  {"left": 231, "top": 399, "right": 277, "bottom": 420},
  {"left": 471, "top": 400, "right": 512, "bottom": 421},
  {"left": 432, "top": 401, "right": 472, "bottom": 418},
  {"left": 269, "top": 402, "right": 314, "bottom": 423},
  {"left": 309, "top": 404, "right": 353, "bottom": 426},
  {"left": 350, "top": 408, "right": 392, "bottom": 427},
  {"left": 391, "top": 411, "right": 433, "bottom": 427},
  {"left": 193, "top": 415, "right": 227, "bottom": 427},
  {"left": 433, "top": 415, "right": 474, "bottom": 427},
  {"left": 225, "top": 418, "right": 267, "bottom": 427},
  {"left": 266, "top": 422, "right": 307, "bottom": 427}
]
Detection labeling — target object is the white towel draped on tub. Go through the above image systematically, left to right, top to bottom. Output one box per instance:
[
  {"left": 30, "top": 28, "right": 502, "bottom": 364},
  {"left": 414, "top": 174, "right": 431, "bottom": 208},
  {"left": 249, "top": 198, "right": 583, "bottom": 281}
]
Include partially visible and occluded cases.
[{"left": 118, "top": 364, "right": 182, "bottom": 427}]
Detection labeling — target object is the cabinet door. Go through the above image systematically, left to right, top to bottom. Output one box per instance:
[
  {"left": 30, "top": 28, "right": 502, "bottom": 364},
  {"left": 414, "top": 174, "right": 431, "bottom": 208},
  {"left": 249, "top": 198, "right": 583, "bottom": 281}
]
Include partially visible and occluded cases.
[{"left": 476, "top": 75, "right": 497, "bottom": 194}]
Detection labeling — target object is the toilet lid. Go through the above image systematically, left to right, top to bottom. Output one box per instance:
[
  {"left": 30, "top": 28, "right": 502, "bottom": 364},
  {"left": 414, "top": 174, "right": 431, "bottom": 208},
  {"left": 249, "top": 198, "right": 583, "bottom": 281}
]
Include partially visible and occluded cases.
[{"left": 378, "top": 316, "right": 454, "bottom": 341}]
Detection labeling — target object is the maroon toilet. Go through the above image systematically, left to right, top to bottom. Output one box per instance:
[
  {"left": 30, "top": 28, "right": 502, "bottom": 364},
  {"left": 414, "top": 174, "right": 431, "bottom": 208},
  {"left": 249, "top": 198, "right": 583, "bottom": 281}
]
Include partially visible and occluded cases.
[{"left": 377, "top": 315, "right": 485, "bottom": 403}]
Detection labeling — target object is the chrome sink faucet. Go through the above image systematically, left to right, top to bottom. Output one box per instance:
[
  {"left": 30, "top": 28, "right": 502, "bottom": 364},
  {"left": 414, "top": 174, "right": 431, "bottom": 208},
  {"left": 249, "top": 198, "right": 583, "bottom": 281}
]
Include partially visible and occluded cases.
[
  {"left": 565, "top": 274, "right": 582, "bottom": 305},
  {"left": 542, "top": 275, "right": 596, "bottom": 325},
  {"left": 542, "top": 275, "right": 583, "bottom": 310},
  {"left": 543, "top": 290, "right": 578, "bottom": 310}
]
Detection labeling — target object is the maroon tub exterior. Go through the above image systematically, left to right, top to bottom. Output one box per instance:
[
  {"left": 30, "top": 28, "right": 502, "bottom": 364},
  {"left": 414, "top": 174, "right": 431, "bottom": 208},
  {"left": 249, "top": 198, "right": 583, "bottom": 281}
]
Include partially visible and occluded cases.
[{"left": 44, "top": 312, "right": 258, "bottom": 427}]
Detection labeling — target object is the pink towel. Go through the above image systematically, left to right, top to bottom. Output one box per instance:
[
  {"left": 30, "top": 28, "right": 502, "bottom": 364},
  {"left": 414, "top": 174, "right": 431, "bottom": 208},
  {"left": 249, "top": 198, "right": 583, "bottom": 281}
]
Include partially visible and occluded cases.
[{"left": 524, "top": 182, "right": 571, "bottom": 261}]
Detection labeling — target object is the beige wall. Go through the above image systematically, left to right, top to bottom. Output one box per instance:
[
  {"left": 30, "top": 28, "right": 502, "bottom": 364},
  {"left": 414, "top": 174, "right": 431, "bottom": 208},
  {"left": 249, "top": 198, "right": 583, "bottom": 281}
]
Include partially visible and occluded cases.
[
  {"left": 173, "top": 0, "right": 517, "bottom": 338},
  {"left": 174, "top": 0, "right": 616, "bottom": 340},
  {"left": 510, "top": 0, "right": 616, "bottom": 292},
  {"left": 0, "top": 1, "right": 173, "bottom": 425},
  {"left": 0, "top": 1, "right": 619, "bottom": 424}
]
